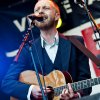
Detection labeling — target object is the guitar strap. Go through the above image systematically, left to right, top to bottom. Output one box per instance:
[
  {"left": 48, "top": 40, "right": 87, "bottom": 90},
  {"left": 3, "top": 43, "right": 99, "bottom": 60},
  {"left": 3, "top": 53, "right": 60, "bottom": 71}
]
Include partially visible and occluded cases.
[{"left": 66, "top": 36, "right": 100, "bottom": 66}]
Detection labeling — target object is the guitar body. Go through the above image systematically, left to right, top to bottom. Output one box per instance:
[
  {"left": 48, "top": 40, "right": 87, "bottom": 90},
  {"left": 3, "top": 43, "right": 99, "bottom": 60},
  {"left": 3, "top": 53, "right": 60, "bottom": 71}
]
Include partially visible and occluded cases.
[{"left": 10, "top": 70, "right": 73, "bottom": 100}]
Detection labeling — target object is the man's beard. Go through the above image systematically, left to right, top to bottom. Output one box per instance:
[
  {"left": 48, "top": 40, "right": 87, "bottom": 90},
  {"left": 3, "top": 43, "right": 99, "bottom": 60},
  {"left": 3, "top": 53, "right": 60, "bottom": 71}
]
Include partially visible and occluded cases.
[{"left": 35, "top": 18, "right": 55, "bottom": 30}]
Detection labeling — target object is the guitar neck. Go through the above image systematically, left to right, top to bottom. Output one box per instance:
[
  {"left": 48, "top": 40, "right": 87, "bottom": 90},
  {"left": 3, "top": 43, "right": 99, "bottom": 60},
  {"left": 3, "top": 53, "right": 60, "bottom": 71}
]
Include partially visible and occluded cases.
[{"left": 54, "top": 77, "right": 100, "bottom": 96}]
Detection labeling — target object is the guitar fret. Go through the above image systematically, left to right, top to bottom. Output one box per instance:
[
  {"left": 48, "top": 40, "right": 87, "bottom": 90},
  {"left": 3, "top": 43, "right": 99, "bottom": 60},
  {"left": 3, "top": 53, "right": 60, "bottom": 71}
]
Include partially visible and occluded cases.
[
  {"left": 54, "top": 77, "right": 100, "bottom": 96},
  {"left": 72, "top": 77, "right": 100, "bottom": 91},
  {"left": 90, "top": 77, "right": 100, "bottom": 86},
  {"left": 97, "top": 77, "right": 100, "bottom": 84},
  {"left": 93, "top": 78, "right": 99, "bottom": 85},
  {"left": 97, "top": 78, "right": 99, "bottom": 84},
  {"left": 90, "top": 79, "right": 95, "bottom": 86},
  {"left": 80, "top": 80, "right": 85, "bottom": 90},
  {"left": 83, "top": 80, "right": 90, "bottom": 89},
  {"left": 76, "top": 81, "right": 84, "bottom": 90},
  {"left": 71, "top": 82, "right": 78, "bottom": 91},
  {"left": 54, "top": 85, "right": 68, "bottom": 96},
  {"left": 63, "top": 85, "right": 67, "bottom": 90},
  {"left": 61, "top": 86, "right": 64, "bottom": 91},
  {"left": 54, "top": 87, "right": 61, "bottom": 96},
  {"left": 55, "top": 88, "right": 61, "bottom": 96}
]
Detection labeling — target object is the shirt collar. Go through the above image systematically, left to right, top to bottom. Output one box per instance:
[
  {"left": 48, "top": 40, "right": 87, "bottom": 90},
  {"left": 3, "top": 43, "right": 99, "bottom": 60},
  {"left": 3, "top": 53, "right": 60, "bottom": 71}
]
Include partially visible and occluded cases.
[{"left": 41, "top": 32, "right": 59, "bottom": 48}]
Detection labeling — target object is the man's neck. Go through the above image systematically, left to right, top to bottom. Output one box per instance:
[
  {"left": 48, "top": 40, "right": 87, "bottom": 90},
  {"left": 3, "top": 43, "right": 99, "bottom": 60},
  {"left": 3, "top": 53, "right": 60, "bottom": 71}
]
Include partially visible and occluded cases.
[{"left": 40, "top": 28, "right": 58, "bottom": 44}]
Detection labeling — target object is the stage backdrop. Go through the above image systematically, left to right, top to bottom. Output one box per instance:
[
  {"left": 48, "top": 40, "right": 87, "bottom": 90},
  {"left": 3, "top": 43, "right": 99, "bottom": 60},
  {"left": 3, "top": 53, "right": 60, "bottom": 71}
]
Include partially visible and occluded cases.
[{"left": 0, "top": 0, "right": 100, "bottom": 100}]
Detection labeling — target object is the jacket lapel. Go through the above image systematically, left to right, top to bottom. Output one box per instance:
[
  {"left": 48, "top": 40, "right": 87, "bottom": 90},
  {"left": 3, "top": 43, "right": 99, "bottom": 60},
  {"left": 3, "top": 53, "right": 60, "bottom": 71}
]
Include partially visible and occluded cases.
[{"left": 59, "top": 35, "right": 71, "bottom": 71}]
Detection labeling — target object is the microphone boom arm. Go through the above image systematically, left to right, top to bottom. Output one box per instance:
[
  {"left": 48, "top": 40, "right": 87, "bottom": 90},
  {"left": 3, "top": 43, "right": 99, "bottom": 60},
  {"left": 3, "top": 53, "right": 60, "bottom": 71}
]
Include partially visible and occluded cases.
[{"left": 81, "top": 1, "right": 100, "bottom": 34}]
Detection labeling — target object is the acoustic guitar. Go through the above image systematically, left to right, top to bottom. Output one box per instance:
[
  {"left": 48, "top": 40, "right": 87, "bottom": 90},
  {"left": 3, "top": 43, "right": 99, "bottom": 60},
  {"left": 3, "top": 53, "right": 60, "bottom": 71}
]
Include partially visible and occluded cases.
[{"left": 11, "top": 70, "right": 100, "bottom": 100}]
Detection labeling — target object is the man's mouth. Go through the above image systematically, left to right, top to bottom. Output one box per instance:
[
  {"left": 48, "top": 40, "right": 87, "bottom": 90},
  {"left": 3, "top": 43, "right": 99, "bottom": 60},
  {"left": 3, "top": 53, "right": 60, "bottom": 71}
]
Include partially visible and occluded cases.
[{"left": 37, "top": 16, "right": 48, "bottom": 22}]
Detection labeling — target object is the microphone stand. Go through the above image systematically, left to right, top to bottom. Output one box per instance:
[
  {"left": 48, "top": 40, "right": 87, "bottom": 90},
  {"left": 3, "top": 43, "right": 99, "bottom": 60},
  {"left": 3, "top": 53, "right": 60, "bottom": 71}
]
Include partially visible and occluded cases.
[
  {"left": 80, "top": 0, "right": 100, "bottom": 48},
  {"left": 27, "top": 18, "right": 47, "bottom": 100},
  {"left": 14, "top": 25, "right": 47, "bottom": 99},
  {"left": 14, "top": 30, "right": 30, "bottom": 62}
]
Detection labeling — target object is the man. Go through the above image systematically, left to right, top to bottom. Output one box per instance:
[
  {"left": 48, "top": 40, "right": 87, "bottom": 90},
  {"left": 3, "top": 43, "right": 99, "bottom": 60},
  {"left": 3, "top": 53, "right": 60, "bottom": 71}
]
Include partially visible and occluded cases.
[{"left": 1, "top": 0, "right": 92, "bottom": 100}]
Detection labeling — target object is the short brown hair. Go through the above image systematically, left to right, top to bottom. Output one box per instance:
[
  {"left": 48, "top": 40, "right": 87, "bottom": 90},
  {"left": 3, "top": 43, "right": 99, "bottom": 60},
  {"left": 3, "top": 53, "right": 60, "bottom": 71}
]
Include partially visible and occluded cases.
[{"left": 49, "top": 0, "right": 60, "bottom": 14}]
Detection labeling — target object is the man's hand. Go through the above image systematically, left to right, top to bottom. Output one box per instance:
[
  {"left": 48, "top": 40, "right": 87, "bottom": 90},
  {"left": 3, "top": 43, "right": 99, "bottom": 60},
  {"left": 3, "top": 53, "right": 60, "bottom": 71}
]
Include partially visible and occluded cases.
[
  {"left": 60, "top": 83, "right": 79, "bottom": 100},
  {"left": 31, "top": 85, "right": 52, "bottom": 99}
]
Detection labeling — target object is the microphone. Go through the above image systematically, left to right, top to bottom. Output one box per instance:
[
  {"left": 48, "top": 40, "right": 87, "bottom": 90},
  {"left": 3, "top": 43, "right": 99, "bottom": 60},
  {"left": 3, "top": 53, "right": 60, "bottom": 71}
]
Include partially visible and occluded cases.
[
  {"left": 74, "top": 0, "right": 84, "bottom": 5},
  {"left": 27, "top": 14, "right": 43, "bottom": 21}
]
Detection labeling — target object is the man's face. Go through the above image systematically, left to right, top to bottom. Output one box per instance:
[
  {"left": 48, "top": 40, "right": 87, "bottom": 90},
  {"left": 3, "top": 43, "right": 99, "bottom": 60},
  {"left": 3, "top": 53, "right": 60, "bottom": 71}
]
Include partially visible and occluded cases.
[{"left": 34, "top": 0, "right": 59, "bottom": 29}]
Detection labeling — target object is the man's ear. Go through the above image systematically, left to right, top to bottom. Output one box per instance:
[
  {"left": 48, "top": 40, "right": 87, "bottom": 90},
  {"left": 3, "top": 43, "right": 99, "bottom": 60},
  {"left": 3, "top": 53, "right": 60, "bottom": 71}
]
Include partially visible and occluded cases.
[{"left": 55, "top": 13, "right": 60, "bottom": 21}]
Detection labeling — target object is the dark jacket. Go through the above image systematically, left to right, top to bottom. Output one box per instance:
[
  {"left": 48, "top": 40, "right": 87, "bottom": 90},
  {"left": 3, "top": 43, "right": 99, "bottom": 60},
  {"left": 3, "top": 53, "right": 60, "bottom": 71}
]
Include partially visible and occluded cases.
[{"left": 1, "top": 34, "right": 92, "bottom": 100}]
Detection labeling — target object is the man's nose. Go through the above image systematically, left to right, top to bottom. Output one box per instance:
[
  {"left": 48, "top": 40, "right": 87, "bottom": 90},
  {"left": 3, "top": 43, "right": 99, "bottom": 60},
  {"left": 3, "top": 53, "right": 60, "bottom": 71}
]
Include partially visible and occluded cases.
[{"left": 38, "top": 8, "right": 44, "bottom": 14}]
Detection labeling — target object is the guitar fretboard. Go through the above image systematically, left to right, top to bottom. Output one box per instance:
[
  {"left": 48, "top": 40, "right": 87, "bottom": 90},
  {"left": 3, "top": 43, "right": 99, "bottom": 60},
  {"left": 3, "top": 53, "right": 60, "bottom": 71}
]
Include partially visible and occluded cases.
[{"left": 54, "top": 77, "right": 100, "bottom": 96}]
